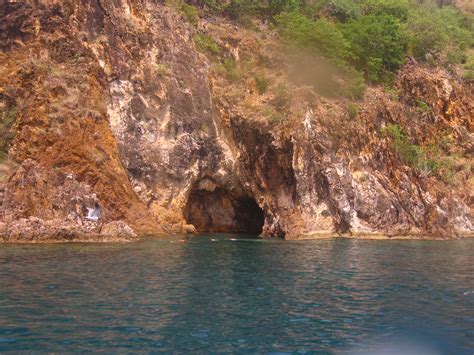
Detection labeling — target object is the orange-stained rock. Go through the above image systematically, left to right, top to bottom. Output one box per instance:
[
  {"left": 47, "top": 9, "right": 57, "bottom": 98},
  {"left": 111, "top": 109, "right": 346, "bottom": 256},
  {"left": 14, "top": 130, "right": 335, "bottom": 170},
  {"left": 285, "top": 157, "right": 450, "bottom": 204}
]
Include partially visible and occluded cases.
[
  {"left": 0, "top": 1, "right": 472, "bottom": 242},
  {"left": 100, "top": 221, "right": 137, "bottom": 240},
  {"left": 183, "top": 224, "right": 197, "bottom": 234}
]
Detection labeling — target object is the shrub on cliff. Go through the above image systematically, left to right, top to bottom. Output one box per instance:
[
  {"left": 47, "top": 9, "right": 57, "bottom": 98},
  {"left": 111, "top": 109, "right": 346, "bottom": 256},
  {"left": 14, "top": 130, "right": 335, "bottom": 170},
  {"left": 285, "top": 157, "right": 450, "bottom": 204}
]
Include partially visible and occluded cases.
[
  {"left": 165, "top": 0, "right": 199, "bottom": 25},
  {"left": 196, "top": 0, "right": 225, "bottom": 13},
  {"left": 224, "top": 0, "right": 299, "bottom": 20},
  {"left": 326, "top": 0, "right": 362, "bottom": 21},
  {"left": 362, "top": 0, "right": 409, "bottom": 20},
  {"left": 181, "top": 2, "right": 199, "bottom": 25},
  {"left": 404, "top": 3, "right": 472, "bottom": 62},
  {"left": 276, "top": 9, "right": 406, "bottom": 89},
  {"left": 275, "top": 11, "right": 371, "bottom": 98},
  {"left": 275, "top": 12, "right": 349, "bottom": 65},
  {"left": 343, "top": 14, "right": 406, "bottom": 83},
  {"left": 194, "top": 34, "right": 220, "bottom": 55},
  {"left": 463, "top": 57, "right": 474, "bottom": 82},
  {"left": 217, "top": 58, "right": 241, "bottom": 82},
  {"left": 155, "top": 64, "right": 169, "bottom": 77},
  {"left": 344, "top": 67, "right": 367, "bottom": 100},
  {"left": 254, "top": 74, "right": 271, "bottom": 94},
  {"left": 272, "top": 82, "right": 292, "bottom": 110},
  {"left": 347, "top": 102, "right": 358, "bottom": 118},
  {"left": 0, "top": 108, "right": 16, "bottom": 162},
  {"left": 383, "top": 123, "right": 454, "bottom": 179},
  {"left": 383, "top": 124, "right": 420, "bottom": 166}
]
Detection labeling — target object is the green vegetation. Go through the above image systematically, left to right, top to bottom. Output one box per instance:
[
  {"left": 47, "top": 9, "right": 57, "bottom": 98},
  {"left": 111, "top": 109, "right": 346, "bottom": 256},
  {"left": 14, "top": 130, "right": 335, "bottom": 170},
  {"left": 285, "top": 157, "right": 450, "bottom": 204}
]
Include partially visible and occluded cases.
[
  {"left": 166, "top": 0, "right": 200, "bottom": 25},
  {"left": 179, "top": 0, "right": 473, "bottom": 95},
  {"left": 189, "top": 0, "right": 472, "bottom": 89},
  {"left": 223, "top": 0, "right": 299, "bottom": 21},
  {"left": 327, "top": 0, "right": 362, "bottom": 21},
  {"left": 363, "top": 0, "right": 409, "bottom": 20},
  {"left": 180, "top": 2, "right": 199, "bottom": 25},
  {"left": 405, "top": 4, "right": 472, "bottom": 62},
  {"left": 275, "top": 12, "right": 349, "bottom": 64},
  {"left": 343, "top": 14, "right": 405, "bottom": 83},
  {"left": 194, "top": 34, "right": 220, "bottom": 55},
  {"left": 462, "top": 52, "right": 474, "bottom": 81},
  {"left": 218, "top": 58, "right": 241, "bottom": 82},
  {"left": 155, "top": 64, "right": 169, "bottom": 77},
  {"left": 463, "top": 64, "right": 474, "bottom": 81},
  {"left": 344, "top": 67, "right": 367, "bottom": 100},
  {"left": 254, "top": 74, "right": 271, "bottom": 94},
  {"left": 272, "top": 82, "right": 291, "bottom": 109},
  {"left": 384, "top": 85, "right": 400, "bottom": 100},
  {"left": 416, "top": 99, "right": 430, "bottom": 113},
  {"left": 347, "top": 102, "right": 358, "bottom": 118},
  {"left": 261, "top": 104, "right": 287, "bottom": 125},
  {"left": 0, "top": 108, "right": 16, "bottom": 162},
  {"left": 199, "top": 123, "right": 210, "bottom": 133},
  {"left": 383, "top": 123, "right": 454, "bottom": 179},
  {"left": 383, "top": 123, "right": 420, "bottom": 166}
]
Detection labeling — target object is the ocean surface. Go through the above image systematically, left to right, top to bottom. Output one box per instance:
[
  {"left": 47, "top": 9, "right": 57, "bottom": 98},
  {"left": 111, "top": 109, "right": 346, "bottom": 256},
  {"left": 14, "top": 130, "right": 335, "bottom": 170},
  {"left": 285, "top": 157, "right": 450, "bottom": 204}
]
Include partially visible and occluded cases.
[{"left": 0, "top": 235, "right": 473, "bottom": 353}]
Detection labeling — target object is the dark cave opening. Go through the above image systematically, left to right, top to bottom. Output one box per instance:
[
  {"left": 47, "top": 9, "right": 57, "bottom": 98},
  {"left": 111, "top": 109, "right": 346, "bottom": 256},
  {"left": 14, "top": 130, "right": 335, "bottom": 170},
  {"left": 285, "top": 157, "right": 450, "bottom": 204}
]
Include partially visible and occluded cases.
[{"left": 184, "top": 187, "right": 264, "bottom": 235}]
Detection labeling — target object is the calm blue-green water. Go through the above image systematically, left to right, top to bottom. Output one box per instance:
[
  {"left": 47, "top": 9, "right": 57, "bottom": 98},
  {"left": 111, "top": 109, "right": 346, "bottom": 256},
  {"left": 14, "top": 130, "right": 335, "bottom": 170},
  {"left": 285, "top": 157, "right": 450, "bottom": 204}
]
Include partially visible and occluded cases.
[{"left": 0, "top": 236, "right": 473, "bottom": 353}]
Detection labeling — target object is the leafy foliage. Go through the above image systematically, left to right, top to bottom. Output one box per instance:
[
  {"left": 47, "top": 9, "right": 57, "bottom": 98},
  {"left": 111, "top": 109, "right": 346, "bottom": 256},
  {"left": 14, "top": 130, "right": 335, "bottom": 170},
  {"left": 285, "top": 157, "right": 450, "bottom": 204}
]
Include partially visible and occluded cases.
[
  {"left": 182, "top": 0, "right": 473, "bottom": 95},
  {"left": 218, "top": 0, "right": 473, "bottom": 88},
  {"left": 224, "top": 0, "right": 299, "bottom": 20},
  {"left": 327, "top": 0, "right": 362, "bottom": 22},
  {"left": 362, "top": 0, "right": 409, "bottom": 20},
  {"left": 180, "top": 2, "right": 199, "bottom": 25},
  {"left": 404, "top": 3, "right": 472, "bottom": 61},
  {"left": 275, "top": 12, "right": 349, "bottom": 65},
  {"left": 343, "top": 14, "right": 405, "bottom": 83},
  {"left": 194, "top": 34, "right": 220, "bottom": 55},
  {"left": 218, "top": 58, "right": 241, "bottom": 82},
  {"left": 463, "top": 58, "right": 474, "bottom": 81},
  {"left": 155, "top": 64, "right": 169, "bottom": 76},
  {"left": 344, "top": 67, "right": 367, "bottom": 99},
  {"left": 254, "top": 74, "right": 271, "bottom": 94},
  {"left": 272, "top": 82, "right": 292, "bottom": 109},
  {"left": 416, "top": 99, "right": 430, "bottom": 113},
  {"left": 347, "top": 102, "right": 358, "bottom": 118},
  {"left": 0, "top": 108, "right": 16, "bottom": 162},
  {"left": 383, "top": 123, "right": 421, "bottom": 166},
  {"left": 383, "top": 124, "right": 453, "bottom": 179}
]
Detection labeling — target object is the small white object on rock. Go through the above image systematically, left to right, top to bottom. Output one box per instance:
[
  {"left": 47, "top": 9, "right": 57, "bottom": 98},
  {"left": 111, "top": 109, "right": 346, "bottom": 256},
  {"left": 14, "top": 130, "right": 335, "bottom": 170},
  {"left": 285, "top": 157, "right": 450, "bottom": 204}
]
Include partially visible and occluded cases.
[{"left": 85, "top": 205, "right": 100, "bottom": 221}]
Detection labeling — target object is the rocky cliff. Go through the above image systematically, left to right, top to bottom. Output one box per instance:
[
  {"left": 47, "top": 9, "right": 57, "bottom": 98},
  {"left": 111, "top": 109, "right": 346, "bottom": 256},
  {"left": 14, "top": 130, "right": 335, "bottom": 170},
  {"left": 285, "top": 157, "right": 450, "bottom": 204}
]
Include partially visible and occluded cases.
[{"left": 0, "top": 0, "right": 472, "bottom": 242}]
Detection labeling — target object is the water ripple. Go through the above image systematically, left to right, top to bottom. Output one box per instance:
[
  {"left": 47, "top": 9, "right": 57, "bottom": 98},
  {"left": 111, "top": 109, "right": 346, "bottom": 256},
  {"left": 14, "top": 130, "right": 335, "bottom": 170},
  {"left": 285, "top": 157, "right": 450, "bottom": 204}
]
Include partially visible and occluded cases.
[{"left": 0, "top": 236, "right": 473, "bottom": 353}]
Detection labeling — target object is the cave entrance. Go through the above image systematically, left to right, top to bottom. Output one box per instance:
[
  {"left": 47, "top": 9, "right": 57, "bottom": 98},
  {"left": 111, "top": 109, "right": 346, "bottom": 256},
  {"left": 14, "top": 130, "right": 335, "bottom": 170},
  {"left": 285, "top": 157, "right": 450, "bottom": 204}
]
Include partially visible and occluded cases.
[{"left": 184, "top": 187, "right": 264, "bottom": 235}]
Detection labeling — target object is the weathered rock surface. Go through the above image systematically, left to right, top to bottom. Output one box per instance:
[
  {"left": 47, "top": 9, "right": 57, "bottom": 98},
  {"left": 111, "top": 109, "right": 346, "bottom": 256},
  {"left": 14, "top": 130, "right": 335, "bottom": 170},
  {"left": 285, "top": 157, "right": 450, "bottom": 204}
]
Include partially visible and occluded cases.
[
  {"left": 0, "top": 0, "right": 472, "bottom": 241},
  {"left": 2, "top": 217, "right": 136, "bottom": 243},
  {"left": 100, "top": 221, "right": 137, "bottom": 240}
]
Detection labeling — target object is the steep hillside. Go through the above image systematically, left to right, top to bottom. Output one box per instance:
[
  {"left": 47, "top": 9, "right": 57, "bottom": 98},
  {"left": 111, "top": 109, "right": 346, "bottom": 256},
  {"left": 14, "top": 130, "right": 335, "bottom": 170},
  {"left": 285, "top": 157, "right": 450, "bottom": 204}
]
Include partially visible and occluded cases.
[{"left": 0, "top": 0, "right": 472, "bottom": 241}]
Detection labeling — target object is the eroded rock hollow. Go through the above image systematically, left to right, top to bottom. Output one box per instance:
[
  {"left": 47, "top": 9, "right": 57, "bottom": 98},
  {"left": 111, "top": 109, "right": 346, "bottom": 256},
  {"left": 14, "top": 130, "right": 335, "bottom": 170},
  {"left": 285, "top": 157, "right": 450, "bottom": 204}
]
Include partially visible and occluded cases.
[{"left": 184, "top": 179, "right": 264, "bottom": 234}]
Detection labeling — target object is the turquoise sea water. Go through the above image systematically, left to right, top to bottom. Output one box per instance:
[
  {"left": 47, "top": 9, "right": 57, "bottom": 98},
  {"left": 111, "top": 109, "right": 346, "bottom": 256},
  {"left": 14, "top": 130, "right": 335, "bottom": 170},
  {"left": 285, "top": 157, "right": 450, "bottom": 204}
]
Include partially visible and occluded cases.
[{"left": 0, "top": 235, "right": 473, "bottom": 353}]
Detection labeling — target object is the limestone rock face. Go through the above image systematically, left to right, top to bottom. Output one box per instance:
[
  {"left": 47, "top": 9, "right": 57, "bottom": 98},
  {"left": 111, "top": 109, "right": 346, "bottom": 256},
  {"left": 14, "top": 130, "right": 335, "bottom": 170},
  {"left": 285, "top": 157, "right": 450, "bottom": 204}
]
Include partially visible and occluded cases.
[
  {"left": 0, "top": 1, "right": 472, "bottom": 241},
  {"left": 2, "top": 217, "right": 136, "bottom": 243},
  {"left": 100, "top": 221, "right": 137, "bottom": 240}
]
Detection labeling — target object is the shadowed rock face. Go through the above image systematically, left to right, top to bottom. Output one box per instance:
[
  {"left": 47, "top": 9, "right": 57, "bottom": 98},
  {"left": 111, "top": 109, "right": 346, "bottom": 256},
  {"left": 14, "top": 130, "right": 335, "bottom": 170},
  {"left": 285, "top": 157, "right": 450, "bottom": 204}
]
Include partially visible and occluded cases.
[
  {"left": 0, "top": 0, "right": 472, "bottom": 241},
  {"left": 185, "top": 187, "right": 264, "bottom": 234}
]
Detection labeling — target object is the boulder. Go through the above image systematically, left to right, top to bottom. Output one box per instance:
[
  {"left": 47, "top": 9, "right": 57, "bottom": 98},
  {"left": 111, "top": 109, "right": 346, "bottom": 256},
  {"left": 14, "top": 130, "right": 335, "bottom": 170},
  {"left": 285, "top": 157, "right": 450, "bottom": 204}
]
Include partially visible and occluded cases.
[
  {"left": 100, "top": 221, "right": 137, "bottom": 240},
  {"left": 183, "top": 224, "right": 197, "bottom": 234}
]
